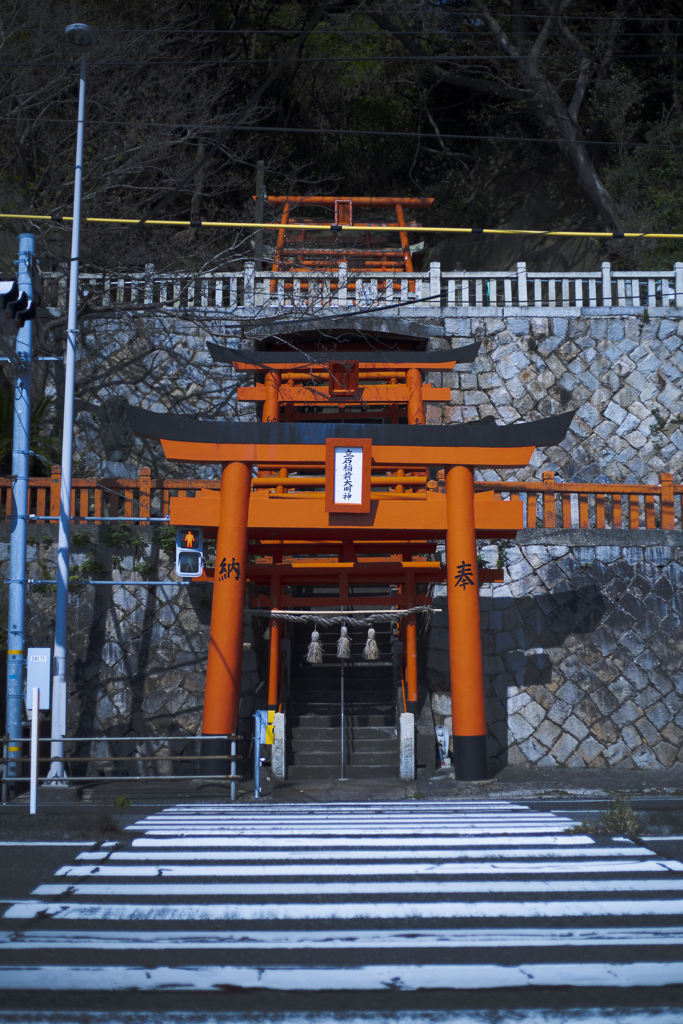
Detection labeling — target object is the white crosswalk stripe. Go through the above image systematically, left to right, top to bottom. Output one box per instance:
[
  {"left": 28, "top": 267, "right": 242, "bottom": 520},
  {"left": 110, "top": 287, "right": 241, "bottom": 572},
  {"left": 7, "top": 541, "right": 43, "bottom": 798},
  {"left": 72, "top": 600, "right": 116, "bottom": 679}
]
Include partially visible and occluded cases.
[{"left": 2, "top": 800, "right": 683, "bottom": 992}]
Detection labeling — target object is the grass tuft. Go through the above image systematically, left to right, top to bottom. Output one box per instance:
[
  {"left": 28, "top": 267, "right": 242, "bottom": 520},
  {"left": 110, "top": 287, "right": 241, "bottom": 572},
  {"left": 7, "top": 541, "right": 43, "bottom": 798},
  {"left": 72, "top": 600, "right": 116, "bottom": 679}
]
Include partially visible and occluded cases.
[{"left": 567, "top": 794, "right": 641, "bottom": 837}]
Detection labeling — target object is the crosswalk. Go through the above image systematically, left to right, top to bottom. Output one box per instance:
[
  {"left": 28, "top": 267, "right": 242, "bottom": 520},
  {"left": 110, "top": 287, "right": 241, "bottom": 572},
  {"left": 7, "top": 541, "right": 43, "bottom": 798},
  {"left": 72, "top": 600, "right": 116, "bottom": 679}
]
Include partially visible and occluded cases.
[{"left": 2, "top": 800, "right": 683, "bottom": 993}]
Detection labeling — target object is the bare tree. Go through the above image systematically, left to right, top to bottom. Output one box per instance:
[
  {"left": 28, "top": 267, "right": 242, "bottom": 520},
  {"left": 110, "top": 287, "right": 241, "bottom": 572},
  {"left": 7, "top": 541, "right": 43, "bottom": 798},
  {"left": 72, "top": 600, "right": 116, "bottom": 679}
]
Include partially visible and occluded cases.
[{"left": 361, "top": 0, "right": 626, "bottom": 228}]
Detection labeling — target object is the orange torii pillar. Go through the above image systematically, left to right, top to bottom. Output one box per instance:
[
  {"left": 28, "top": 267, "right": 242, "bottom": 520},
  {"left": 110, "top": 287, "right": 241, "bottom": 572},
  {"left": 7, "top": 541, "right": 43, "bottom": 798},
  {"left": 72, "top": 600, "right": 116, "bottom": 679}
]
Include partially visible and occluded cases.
[
  {"left": 406, "top": 368, "right": 425, "bottom": 426},
  {"left": 263, "top": 370, "right": 281, "bottom": 423},
  {"left": 201, "top": 460, "right": 252, "bottom": 771},
  {"left": 444, "top": 464, "right": 488, "bottom": 780},
  {"left": 404, "top": 569, "right": 419, "bottom": 713},
  {"left": 266, "top": 574, "right": 283, "bottom": 743}
]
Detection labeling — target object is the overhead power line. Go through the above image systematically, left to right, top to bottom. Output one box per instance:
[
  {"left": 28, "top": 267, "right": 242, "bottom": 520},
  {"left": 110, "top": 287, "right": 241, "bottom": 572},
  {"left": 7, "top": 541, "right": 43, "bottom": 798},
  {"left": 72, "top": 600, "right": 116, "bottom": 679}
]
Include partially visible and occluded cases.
[
  {"left": 61, "top": 18, "right": 683, "bottom": 34},
  {"left": 3, "top": 52, "right": 683, "bottom": 67},
  {"left": 1, "top": 116, "right": 681, "bottom": 151},
  {"left": 1, "top": 211, "right": 681, "bottom": 240}
]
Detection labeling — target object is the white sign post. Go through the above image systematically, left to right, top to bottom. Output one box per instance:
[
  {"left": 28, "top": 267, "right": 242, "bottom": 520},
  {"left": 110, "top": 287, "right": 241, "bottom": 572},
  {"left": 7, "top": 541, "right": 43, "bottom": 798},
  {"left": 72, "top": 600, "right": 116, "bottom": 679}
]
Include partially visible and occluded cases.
[
  {"left": 27, "top": 648, "right": 51, "bottom": 715},
  {"left": 30, "top": 686, "right": 39, "bottom": 815}
]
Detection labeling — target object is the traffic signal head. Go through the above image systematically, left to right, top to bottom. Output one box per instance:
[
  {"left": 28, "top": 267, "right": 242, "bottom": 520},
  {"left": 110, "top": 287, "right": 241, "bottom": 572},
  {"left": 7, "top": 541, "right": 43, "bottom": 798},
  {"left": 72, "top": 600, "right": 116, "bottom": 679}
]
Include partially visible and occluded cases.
[
  {"left": 0, "top": 278, "right": 37, "bottom": 332},
  {"left": 175, "top": 527, "right": 204, "bottom": 578}
]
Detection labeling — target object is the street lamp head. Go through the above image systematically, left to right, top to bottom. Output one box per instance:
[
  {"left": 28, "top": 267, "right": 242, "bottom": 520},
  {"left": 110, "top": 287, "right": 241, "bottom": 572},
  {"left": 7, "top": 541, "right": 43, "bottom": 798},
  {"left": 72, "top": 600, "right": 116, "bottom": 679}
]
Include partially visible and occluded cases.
[{"left": 65, "top": 23, "right": 97, "bottom": 50}]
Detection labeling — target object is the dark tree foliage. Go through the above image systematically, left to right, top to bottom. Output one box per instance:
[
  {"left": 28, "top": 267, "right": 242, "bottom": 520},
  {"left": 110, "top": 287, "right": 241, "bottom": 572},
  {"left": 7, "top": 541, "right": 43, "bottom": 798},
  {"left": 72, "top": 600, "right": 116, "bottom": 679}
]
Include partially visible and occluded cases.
[{"left": 0, "top": 0, "right": 681, "bottom": 276}]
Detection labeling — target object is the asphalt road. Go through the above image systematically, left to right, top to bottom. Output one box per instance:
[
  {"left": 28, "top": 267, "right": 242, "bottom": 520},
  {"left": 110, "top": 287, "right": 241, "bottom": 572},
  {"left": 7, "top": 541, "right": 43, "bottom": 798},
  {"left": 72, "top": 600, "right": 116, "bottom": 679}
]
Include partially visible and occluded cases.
[{"left": 1, "top": 796, "right": 683, "bottom": 1021}]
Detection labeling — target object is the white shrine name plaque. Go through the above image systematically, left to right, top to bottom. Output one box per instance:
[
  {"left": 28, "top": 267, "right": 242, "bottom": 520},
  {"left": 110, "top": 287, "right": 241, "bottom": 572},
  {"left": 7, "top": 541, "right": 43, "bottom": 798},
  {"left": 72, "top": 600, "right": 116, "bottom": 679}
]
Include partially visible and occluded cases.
[{"left": 325, "top": 437, "right": 372, "bottom": 513}]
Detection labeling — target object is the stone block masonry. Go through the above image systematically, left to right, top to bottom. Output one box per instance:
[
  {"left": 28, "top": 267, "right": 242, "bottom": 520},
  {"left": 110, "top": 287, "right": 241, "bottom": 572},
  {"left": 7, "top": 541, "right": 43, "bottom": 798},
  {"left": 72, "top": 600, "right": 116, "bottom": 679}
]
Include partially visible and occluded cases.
[
  {"left": 23, "top": 304, "right": 683, "bottom": 773},
  {"left": 58, "top": 307, "right": 683, "bottom": 485},
  {"left": 432, "top": 309, "right": 683, "bottom": 486},
  {"left": 0, "top": 524, "right": 266, "bottom": 775},
  {"left": 427, "top": 529, "right": 683, "bottom": 772}
]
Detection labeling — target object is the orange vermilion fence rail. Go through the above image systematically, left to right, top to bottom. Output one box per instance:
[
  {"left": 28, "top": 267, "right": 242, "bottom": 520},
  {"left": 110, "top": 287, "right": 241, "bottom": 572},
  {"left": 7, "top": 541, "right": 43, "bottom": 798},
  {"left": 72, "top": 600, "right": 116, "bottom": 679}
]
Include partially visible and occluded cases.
[
  {"left": 0, "top": 467, "right": 679, "bottom": 531},
  {"left": 0, "top": 467, "right": 218, "bottom": 523},
  {"left": 472, "top": 471, "right": 681, "bottom": 531}
]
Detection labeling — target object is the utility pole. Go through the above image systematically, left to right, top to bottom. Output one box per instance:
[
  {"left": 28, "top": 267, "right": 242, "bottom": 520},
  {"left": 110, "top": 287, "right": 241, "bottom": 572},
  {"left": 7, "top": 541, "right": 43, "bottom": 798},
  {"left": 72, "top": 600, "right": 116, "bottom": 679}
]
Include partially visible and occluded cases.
[
  {"left": 49, "top": 24, "right": 96, "bottom": 782},
  {"left": 255, "top": 160, "right": 265, "bottom": 271},
  {"left": 5, "top": 232, "right": 35, "bottom": 788}
]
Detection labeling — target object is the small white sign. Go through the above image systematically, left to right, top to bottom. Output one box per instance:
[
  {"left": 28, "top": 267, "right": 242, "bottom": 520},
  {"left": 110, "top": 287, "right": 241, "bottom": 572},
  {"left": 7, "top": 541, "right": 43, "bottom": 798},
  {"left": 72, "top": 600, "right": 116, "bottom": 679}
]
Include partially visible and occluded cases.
[
  {"left": 334, "top": 446, "right": 363, "bottom": 504},
  {"left": 27, "top": 648, "right": 51, "bottom": 711}
]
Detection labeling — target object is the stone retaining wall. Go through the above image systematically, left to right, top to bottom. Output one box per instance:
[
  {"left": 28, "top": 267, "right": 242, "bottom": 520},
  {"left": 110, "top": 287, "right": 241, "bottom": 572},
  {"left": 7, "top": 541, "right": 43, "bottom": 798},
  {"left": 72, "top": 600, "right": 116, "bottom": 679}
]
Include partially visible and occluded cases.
[
  {"left": 22, "top": 304, "right": 683, "bottom": 772},
  {"left": 48, "top": 307, "right": 683, "bottom": 486},
  {"left": 5, "top": 523, "right": 683, "bottom": 774},
  {"left": 0, "top": 524, "right": 264, "bottom": 771},
  {"left": 427, "top": 530, "right": 683, "bottom": 772}
]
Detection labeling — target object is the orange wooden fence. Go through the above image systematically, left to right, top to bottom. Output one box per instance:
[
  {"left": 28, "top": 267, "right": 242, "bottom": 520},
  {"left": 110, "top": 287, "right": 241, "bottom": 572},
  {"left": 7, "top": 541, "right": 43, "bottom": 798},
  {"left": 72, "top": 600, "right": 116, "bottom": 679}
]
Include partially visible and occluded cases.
[
  {"left": 0, "top": 467, "right": 679, "bottom": 531},
  {"left": 471, "top": 471, "right": 680, "bottom": 531}
]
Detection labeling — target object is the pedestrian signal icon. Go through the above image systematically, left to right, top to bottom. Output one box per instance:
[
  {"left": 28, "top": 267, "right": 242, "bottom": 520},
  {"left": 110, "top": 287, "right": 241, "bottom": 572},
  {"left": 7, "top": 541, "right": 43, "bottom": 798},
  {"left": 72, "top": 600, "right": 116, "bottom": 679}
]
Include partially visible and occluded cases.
[{"left": 175, "top": 527, "right": 204, "bottom": 578}]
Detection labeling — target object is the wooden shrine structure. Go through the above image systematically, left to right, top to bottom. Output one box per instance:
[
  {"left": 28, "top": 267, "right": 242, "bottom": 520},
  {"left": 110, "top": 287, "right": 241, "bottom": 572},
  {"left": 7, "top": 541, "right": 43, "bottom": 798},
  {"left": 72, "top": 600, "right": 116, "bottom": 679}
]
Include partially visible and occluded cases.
[
  {"left": 124, "top": 195, "right": 574, "bottom": 780},
  {"left": 126, "top": 402, "right": 573, "bottom": 781}
]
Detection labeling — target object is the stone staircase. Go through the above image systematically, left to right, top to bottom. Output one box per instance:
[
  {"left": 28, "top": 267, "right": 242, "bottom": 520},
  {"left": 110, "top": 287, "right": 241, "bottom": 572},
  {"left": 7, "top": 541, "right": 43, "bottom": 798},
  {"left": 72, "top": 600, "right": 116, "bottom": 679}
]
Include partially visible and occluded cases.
[{"left": 286, "top": 622, "right": 400, "bottom": 780}]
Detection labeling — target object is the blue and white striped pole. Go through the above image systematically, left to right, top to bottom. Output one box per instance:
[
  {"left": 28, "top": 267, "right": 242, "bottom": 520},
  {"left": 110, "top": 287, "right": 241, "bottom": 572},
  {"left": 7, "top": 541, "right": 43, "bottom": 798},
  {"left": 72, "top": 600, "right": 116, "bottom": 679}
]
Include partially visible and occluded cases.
[{"left": 4, "top": 232, "right": 35, "bottom": 786}]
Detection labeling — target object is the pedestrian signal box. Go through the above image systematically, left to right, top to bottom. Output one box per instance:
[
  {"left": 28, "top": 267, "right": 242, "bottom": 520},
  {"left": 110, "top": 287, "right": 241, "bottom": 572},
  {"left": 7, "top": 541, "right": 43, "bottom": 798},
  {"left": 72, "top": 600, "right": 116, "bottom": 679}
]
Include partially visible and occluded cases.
[{"left": 175, "top": 527, "right": 203, "bottom": 578}]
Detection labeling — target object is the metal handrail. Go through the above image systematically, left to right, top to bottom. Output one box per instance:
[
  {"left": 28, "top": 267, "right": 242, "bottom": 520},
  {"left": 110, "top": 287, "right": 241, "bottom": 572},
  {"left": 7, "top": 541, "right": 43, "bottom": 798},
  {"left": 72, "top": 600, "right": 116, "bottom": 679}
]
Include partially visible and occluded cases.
[{"left": 2, "top": 734, "right": 241, "bottom": 742}]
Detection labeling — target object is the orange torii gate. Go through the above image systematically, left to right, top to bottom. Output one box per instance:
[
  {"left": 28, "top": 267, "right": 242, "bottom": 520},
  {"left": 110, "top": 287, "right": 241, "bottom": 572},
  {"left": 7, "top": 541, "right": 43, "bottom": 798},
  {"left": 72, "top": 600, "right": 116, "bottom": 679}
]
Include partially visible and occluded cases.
[
  {"left": 263, "top": 195, "right": 433, "bottom": 275},
  {"left": 208, "top": 342, "right": 480, "bottom": 426},
  {"left": 126, "top": 407, "right": 574, "bottom": 781}
]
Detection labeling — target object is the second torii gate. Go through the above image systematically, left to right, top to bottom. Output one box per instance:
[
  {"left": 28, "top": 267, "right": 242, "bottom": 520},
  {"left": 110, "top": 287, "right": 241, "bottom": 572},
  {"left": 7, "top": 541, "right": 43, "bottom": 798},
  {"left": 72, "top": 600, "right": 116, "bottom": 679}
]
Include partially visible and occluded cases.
[{"left": 126, "top": 408, "right": 574, "bottom": 780}]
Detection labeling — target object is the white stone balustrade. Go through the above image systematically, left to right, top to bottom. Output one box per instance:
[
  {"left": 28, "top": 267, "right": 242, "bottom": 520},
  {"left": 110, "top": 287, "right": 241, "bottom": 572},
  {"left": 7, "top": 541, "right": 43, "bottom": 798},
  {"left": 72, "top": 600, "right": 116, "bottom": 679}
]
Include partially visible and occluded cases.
[{"left": 40, "top": 260, "right": 683, "bottom": 313}]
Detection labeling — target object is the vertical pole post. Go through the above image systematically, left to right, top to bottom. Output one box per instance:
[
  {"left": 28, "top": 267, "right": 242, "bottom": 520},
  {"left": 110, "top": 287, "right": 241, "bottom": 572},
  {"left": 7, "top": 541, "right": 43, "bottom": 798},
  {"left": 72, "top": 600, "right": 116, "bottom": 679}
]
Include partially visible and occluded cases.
[
  {"left": 50, "top": 52, "right": 88, "bottom": 783},
  {"left": 254, "top": 160, "right": 265, "bottom": 271},
  {"left": 395, "top": 204, "right": 413, "bottom": 273},
  {"left": 5, "top": 232, "right": 34, "bottom": 787},
  {"left": 244, "top": 260, "right": 255, "bottom": 307},
  {"left": 337, "top": 261, "right": 348, "bottom": 307},
  {"left": 429, "top": 261, "right": 441, "bottom": 307},
  {"left": 516, "top": 261, "right": 528, "bottom": 307},
  {"left": 601, "top": 261, "right": 612, "bottom": 307},
  {"left": 675, "top": 262, "right": 683, "bottom": 308},
  {"left": 144, "top": 263, "right": 154, "bottom": 305},
  {"left": 406, "top": 368, "right": 425, "bottom": 425},
  {"left": 262, "top": 371, "right": 281, "bottom": 423},
  {"left": 200, "top": 461, "right": 251, "bottom": 772},
  {"left": 445, "top": 465, "right": 488, "bottom": 781},
  {"left": 138, "top": 466, "right": 151, "bottom": 520},
  {"left": 542, "top": 470, "right": 556, "bottom": 528},
  {"left": 660, "top": 472, "right": 675, "bottom": 530},
  {"left": 404, "top": 570, "right": 418, "bottom": 711},
  {"left": 267, "top": 577, "right": 282, "bottom": 710},
  {"left": 339, "top": 657, "right": 345, "bottom": 780},
  {"left": 30, "top": 687, "right": 39, "bottom": 815},
  {"left": 254, "top": 712, "right": 261, "bottom": 799},
  {"left": 2, "top": 738, "right": 8, "bottom": 804},
  {"left": 230, "top": 738, "right": 236, "bottom": 802}
]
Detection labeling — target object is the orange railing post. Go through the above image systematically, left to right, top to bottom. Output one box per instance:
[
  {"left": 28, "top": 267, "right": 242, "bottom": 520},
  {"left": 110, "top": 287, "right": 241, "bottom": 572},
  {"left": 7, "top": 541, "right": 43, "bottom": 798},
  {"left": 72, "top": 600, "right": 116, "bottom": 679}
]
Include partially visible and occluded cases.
[
  {"left": 50, "top": 465, "right": 61, "bottom": 520},
  {"left": 139, "top": 467, "right": 152, "bottom": 520},
  {"left": 542, "top": 470, "right": 556, "bottom": 527},
  {"left": 660, "top": 472, "right": 675, "bottom": 529}
]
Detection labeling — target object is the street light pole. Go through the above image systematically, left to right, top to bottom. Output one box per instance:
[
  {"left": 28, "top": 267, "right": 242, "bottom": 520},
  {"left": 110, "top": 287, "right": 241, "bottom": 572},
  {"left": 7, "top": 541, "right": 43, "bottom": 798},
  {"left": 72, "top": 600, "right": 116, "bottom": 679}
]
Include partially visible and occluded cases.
[
  {"left": 48, "top": 24, "right": 96, "bottom": 781},
  {"left": 4, "top": 233, "right": 35, "bottom": 787}
]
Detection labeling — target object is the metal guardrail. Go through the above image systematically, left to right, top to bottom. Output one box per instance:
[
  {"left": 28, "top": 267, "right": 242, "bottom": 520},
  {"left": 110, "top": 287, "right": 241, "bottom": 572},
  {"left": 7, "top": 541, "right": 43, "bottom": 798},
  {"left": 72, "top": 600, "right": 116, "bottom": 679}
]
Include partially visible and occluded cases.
[{"left": 1, "top": 733, "right": 244, "bottom": 807}]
